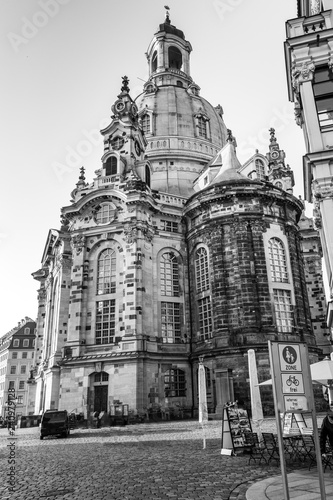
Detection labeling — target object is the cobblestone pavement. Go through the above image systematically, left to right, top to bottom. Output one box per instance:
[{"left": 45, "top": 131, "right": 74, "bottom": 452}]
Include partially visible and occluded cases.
[{"left": 0, "top": 419, "right": 309, "bottom": 500}]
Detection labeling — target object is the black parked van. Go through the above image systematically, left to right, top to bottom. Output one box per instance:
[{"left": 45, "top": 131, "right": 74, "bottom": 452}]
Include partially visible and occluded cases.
[{"left": 40, "top": 410, "right": 70, "bottom": 440}]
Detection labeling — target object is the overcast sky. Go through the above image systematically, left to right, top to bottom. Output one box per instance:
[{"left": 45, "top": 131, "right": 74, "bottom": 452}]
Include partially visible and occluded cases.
[{"left": 1, "top": 0, "right": 308, "bottom": 333}]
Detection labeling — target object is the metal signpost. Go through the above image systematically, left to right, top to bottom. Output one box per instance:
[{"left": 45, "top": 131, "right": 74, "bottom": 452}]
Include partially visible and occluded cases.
[{"left": 268, "top": 341, "right": 326, "bottom": 500}]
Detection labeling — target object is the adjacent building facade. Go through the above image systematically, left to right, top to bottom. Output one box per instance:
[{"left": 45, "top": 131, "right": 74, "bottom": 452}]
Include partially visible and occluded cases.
[
  {"left": 285, "top": 0, "right": 333, "bottom": 332},
  {"left": 32, "top": 12, "right": 326, "bottom": 419},
  {"left": 0, "top": 318, "right": 36, "bottom": 420}
]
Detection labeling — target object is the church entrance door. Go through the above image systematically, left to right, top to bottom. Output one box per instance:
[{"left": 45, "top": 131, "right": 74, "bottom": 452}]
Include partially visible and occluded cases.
[{"left": 94, "top": 386, "right": 108, "bottom": 413}]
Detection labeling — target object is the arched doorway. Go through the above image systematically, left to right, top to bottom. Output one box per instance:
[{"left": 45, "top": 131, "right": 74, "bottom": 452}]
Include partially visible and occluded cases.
[{"left": 92, "top": 371, "right": 109, "bottom": 413}]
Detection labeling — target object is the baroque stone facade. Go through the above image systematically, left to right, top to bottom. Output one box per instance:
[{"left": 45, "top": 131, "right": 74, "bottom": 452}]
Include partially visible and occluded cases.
[{"left": 32, "top": 13, "right": 324, "bottom": 419}]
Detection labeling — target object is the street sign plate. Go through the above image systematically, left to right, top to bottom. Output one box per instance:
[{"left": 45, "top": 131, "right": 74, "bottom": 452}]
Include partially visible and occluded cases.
[
  {"left": 278, "top": 344, "right": 302, "bottom": 372},
  {"left": 281, "top": 373, "right": 304, "bottom": 394},
  {"left": 284, "top": 395, "right": 308, "bottom": 411}
]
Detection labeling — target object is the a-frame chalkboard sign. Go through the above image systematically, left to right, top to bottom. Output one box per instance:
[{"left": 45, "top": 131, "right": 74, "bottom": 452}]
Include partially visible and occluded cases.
[{"left": 221, "top": 402, "right": 252, "bottom": 455}]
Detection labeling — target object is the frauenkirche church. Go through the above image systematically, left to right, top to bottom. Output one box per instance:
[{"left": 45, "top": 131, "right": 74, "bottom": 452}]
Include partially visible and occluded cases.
[{"left": 31, "top": 8, "right": 330, "bottom": 421}]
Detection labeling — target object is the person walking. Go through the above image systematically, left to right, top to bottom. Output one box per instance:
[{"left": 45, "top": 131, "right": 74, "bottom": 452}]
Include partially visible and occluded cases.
[{"left": 320, "top": 408, "right": 333, "bottom": 457}]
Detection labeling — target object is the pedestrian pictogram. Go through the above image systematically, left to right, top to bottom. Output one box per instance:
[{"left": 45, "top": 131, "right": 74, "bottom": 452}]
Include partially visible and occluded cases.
[
  {"left": 278, "top": 344, "right": 301, "bottom": 372},
  {"left": 283, "top": 346, "right": 297, "bottom": 364}
]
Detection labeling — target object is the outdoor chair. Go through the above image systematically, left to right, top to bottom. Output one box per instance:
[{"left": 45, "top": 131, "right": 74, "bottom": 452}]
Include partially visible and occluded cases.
[
  {"left": 243, "top": 432, "right": 267, "bottom": 465},
  {"left": 262, "top": 433, "right": 280, "bottom": 465},
  {"left": 299, "top": 435, "right": 316, "bottom": 469}
]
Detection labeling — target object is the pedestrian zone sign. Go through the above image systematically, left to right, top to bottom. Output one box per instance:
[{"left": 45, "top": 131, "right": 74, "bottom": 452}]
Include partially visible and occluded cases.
[{"left": 268, "top": 341, "right": 314, "bottom": 413}]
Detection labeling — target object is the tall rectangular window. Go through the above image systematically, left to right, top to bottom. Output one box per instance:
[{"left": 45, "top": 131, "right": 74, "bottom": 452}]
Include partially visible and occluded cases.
[
  {"left": 313, "top": 66, "right": 333, "bottom": 130},
  {"left": 141, "top": 114, "right": 150, "bottom": 134},
  {"left": 197, "top": 116, "right": 207, "bottom": 138},
  {"left": 273, "top": 289, "right": 293, "bottom": 333},
  {"left": 198, "top": 297, "right": 213, "bottom": 340},
  {"left": 95, "top": 300, "right": 116, "bottom": 344},
  {"left": 161, "top": 302, "right": 181, "bottom": 343},
  {"left": 21, "top": 365, "right": 26, "bottom": 374},
  {"left": 10, "top": 366, "right": 16, "bottom": 375},
  {"left": 9, "top": 381, "right": 15, "bottom": 390},
  {"left": 19, "top": 381, "right": 25, "bottom": 390}
]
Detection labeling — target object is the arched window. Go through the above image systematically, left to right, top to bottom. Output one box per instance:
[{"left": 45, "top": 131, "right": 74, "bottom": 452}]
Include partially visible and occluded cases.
[
  {"left": 168, "top": 46, "right": 182, "bottom": 70},
  {"left": 152, "top": 50, "right": 158, "bottom": 73},
  {"left": 176, "top": 80, "right": 183, "bottom": 87},
  {"left": 141, "top": 114, "right": 150, "bottom": 134},
  {"left": 104, "top": 156, "right": 117, "bottom": 176},
  {"left": 255, "top": 159, "right": 265, "bottom": 180},
  {"left": 145, "top": 165, "right": 151, "bottom": 187},
  {"left": 268, "top": 238, "right": 288, "bottom": 283},
  {"left": 195, "top": 247, "right": 212, "bottom": 340},
  {"left": 195, "top": 248, "right": 209, "bottom": 293},
  {"left": 97, "top": 249, "right": 116, "bottom": 295},
  {"left": 160, "top": 252, "right": 179, "bottom": 296},
  {"left": 164, "top": 369, "right": 186, "bottom": 397}
]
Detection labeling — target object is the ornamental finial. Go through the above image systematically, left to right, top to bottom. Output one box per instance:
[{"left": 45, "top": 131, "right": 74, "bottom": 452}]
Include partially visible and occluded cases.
[
  {"left": 164, "top": 5, "right": 171, "bottom": 23},
  {"left": 121, "top": 76, "right": 130, "bottom": 93},
  {"left": 269, "top": 127, "right": 276, "bottom": 143},
  {"left": 226, "top": 129, "right": 233, "bottom": 143},
  {"left": 79, "top": 166, "right": 86, "bottom": 181}
]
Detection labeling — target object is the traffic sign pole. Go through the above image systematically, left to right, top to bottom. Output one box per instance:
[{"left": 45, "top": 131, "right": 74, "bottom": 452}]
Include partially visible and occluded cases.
[
  {"left": 268, "top": 341, "right": 289, "bottom": 500},
  {"left": 268, "top": 341, "right": 326, "bottom": 500}
]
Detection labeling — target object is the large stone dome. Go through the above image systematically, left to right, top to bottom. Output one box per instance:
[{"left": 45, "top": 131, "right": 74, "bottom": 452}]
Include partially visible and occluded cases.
[{"left": 134, "top": 15, "right": 228, "bottom": 198}]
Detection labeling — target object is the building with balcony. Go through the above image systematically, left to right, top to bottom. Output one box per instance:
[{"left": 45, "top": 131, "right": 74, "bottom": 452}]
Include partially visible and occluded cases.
[{"left": 284, "top": 0, "right": 333, "bottom": 333}]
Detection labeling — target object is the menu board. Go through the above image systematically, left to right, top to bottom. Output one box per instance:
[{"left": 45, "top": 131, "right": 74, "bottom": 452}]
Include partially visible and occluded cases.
[{"left": 221, "top": 403, "right": 252, "bottom": 453}]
